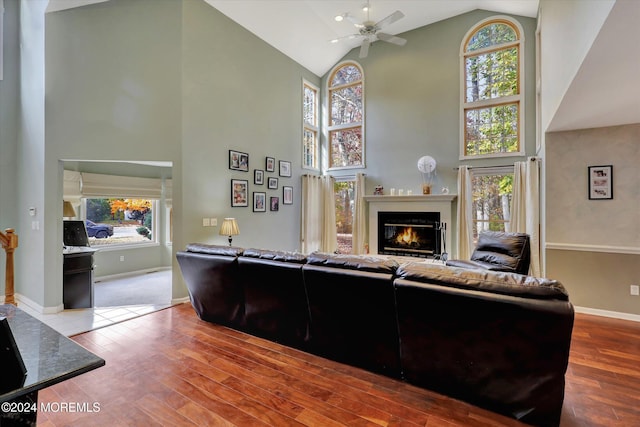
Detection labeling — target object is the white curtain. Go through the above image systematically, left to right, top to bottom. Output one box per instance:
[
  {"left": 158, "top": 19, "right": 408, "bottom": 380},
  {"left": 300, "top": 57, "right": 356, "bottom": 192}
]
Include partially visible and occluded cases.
[
  {"left": 510, "top": 157, "right": 541, "bottom": 276},
  {"left": 456, "top": 165, "right": 474, "bottom": 260},
  {"left": 351, "top": 173, "right": 367, "bottom": 254},
  {"left": 301, "top": 175, "right": 337, "bottom": 254}
]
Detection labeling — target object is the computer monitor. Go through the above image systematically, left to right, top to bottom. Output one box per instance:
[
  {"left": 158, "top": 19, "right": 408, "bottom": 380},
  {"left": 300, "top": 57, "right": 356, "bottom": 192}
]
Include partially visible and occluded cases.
[{"left": 63, "top": 220, "right": 90, "bottom": 247}]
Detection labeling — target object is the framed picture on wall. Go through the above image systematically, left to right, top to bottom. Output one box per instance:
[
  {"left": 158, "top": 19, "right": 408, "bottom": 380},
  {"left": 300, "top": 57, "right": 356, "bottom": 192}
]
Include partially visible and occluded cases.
[
  {"left": 229, "top": 150, "right": 249, "bottom": 172},
  {"left": 266, "top": 157, "right": 275, "bottom": 173},
  {"left": 279, "top": 160, "right": 291, "bottom": 177},
  {"left": 588, "top": 165, "right": 613, "bottom": 200},
  {"left": 254, "top": 169, "right": 264, "bottom": 185},
  {"left": 268, "top": 177, "right": 278, "bottom": 189},
  {"left": 231, "top": 179, "right": 248, "bottom": 207},
  {"left": 283, "top": 186, "right": 293, "bottom": 205},
  {"left": 253, "top": 192, "right": 266, "bottom": 212},
  {"left": 270, "top": 197, "right": 279, "bottom": 212}
]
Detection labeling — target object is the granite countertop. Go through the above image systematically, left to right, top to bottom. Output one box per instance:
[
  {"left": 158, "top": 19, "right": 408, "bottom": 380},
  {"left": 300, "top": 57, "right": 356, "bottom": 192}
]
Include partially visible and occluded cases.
[{"left": 0, "top": 304, "right": 105, "bottom": 402}]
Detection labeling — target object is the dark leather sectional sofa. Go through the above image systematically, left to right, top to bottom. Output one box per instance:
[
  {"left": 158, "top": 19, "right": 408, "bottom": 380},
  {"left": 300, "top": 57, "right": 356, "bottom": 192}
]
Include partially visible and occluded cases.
[{"left": 176, "top": 244, "right": 575, "bottom": 426}]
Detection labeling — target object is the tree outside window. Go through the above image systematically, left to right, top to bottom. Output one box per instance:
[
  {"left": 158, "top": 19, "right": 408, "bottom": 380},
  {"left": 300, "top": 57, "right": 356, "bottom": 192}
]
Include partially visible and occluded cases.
[
  {"left": 462, "top": 18, "right": 524, "bottom": 158},
  {"left": 327, "top": 62, "right": 364, "bottom": 169},
  {"left": 470, "top": 170, "right": 513, "bottom": 240},
  {"left": 85, "top": 198, "right": 155, "bottom": 246}
]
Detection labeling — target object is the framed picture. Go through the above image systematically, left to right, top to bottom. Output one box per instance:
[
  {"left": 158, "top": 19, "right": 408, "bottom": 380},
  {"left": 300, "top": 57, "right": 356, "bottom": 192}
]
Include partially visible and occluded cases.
[
  {"left": 229, "top": 150, "right": 249, "bottom": 172},
  {"left": 266, "top": 157, "right": 275, "bottom": 173},
  {"left": 279, "top": 160, "right": 291, "bottom": 177},
  {"left": 588, "top": 165, "right": 613, "bottom": 200},
  {"left": 254, "top": 169, "right": 264, "bottom": 185},
  {"left": 268, "top": 177, "right": 278, "bottom": 189},
  {"left": 231, "top": 179, "right": 248, "bottom": 207},
  {"left": 283, "top": 186, "right": 293, "bottom": 205},
  {"left": 253, "top": 192, "right": 266, "bottom": 212},
  {"left": 270, "top": 196, "right": 279, "bottom": 212}
]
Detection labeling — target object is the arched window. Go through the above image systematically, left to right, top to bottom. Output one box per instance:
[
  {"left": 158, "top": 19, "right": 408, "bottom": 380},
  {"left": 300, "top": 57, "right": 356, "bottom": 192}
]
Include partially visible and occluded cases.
[
  {"left": 461, "top": 17, "right": 524, "bottom": 158},
  {"left": 327, "top": 61, "right": 364, "bottom": 169}
]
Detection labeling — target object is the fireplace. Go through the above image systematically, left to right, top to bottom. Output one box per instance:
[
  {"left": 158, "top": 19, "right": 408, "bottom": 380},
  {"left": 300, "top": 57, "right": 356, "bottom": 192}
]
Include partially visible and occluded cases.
[{"left": 378, "top": 211, "right": 440, "bottom": 258}]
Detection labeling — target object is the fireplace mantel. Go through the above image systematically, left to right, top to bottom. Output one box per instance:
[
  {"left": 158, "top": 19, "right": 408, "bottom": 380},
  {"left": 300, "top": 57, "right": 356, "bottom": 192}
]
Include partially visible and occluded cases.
[{"left": 364, "top": 194, "right": 457, "bottom": 258}]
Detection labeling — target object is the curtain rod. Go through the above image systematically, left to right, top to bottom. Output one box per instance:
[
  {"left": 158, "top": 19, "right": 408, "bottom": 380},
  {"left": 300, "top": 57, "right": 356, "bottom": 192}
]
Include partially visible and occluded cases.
[{"left": 453, "top": 157, "right": 540, "bottom": 170}]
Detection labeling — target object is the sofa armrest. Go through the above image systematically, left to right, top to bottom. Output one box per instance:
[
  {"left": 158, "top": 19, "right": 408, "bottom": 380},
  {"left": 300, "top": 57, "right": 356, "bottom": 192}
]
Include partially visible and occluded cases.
[{"left": 186, "top": 243, "right": 243, "bottom": 257}]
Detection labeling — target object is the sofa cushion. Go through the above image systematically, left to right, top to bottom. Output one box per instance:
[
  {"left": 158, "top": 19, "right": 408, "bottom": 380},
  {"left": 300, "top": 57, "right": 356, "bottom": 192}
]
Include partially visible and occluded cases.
[
  {"left": 470, "top": 231, "right": 529, "bottom": 272},
  {"left": 186, "top": 243, "right": 243, "bottom": 257},
  {"left": 242, "top": 248, "right": 307, "bottom": 264},
  {"left": 307, "top": 252, "right": 399, "bottom": 274},
  {"left": 396, "top": 262, "right": 569, "bottom": 301}
]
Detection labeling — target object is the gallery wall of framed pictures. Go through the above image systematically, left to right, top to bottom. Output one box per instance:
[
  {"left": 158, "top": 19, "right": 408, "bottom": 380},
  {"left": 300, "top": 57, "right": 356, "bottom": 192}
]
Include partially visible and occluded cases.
[{"left": 228, "top": 149, "right": 293, "bottom": 212}]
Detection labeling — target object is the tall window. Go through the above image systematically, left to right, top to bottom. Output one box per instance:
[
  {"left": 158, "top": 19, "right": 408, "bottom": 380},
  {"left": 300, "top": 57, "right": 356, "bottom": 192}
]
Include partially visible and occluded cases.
[
  {"left": 461, "top": 17, "right": 524, "bottom": 159},
  {"left": 327, "top": 61, "right": 364, "bottom": 169},
  {"left": 302, "top": 80, "right": 319, "bottom": 170},
  {"left": 470, "top": 167, "right": 513, "bottom": 239},
  {"left": 334, "top": 178, "right": 355, "bottom": 254}
]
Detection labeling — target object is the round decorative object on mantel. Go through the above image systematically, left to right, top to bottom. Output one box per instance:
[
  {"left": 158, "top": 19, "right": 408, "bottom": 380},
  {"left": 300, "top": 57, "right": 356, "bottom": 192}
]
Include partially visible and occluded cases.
[
  {"left": 417, "top": 155, "right": 437, "bottom": 194},
  {"left": 417, "top": 156, "right": 437, "bottom": 174}
]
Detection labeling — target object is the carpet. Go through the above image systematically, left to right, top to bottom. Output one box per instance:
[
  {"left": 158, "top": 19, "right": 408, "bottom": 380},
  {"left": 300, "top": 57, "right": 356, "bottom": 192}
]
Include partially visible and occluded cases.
[{"left": 93, "top": 269, "right": 172, "bottom": 307}]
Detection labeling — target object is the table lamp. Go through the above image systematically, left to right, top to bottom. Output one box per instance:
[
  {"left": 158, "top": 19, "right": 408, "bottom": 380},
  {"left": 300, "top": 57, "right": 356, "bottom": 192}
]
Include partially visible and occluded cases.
[
  {"left": 63, "top": 201, "right": 76, "bottom": 218},
  {"left": 219, "top": 218, "right": 240, "bottom": 246}
]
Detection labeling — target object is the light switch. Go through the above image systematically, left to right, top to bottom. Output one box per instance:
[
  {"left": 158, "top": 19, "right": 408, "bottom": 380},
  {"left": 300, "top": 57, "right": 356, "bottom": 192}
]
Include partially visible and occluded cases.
[
  {"left": 202, "top": 218, "right": 210, "bottom": 227},
  {"left": 211, "top": 218, "right": 217, "bottom": 226}
]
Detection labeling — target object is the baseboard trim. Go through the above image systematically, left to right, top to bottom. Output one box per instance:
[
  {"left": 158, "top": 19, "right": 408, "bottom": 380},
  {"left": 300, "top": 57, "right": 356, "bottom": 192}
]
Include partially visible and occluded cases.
[
  {"left": 546, "top": 242, "right": 640, "bottom": 255},
  {"left": 94, "top": 266, "right": 171, "bottom": 283},
  {"left": 3, "top": 294, "right": 65, "bottom": 314},
  {"left": 171, "top": 297, "right": 190, "bottom": 305},
  {"left": 574, "top": 306, "right": 640, "bottom": 323}
]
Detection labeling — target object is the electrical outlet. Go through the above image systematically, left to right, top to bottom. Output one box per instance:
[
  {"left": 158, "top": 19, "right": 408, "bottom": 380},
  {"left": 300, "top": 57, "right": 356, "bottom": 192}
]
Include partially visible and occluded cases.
[
  {"left": 120, "top": 256, "right": 125, "bottom": 262},
  {"left": 631, "top": 285, "right": 640, "bottom": 296}
]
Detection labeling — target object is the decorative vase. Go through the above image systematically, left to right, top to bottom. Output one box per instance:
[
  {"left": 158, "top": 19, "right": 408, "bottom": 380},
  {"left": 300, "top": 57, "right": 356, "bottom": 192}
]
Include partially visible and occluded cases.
[{"left": 422, "top": 184, "right": 432, "bottom": 195}]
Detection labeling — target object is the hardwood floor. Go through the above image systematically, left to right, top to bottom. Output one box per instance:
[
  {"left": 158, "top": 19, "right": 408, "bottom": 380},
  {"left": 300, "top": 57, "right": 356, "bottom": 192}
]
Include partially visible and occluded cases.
[{"left": 36, "top": 303, "right": 640, "bottom": 426}]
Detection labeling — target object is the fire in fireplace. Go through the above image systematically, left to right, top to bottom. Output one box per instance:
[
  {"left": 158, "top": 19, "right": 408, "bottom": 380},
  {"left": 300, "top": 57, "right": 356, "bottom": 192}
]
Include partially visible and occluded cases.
[{"left": 378, "top": 211, "right": 441, "bottom": 258}]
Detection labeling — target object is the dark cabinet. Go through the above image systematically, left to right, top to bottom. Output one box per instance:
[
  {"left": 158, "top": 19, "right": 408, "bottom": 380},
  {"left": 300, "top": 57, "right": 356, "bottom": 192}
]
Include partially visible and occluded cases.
[{"left": 63, "top": 250, "right": 95, "bottom": 309}]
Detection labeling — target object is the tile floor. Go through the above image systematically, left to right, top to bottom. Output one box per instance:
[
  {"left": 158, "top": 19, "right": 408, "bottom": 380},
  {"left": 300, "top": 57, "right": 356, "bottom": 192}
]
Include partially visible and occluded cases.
[
  {"left": 18, "top": 269, "right": 176, "bottom": 337},
  {"left": 19, "top": 303, "right": 174, "bottom": 337}
]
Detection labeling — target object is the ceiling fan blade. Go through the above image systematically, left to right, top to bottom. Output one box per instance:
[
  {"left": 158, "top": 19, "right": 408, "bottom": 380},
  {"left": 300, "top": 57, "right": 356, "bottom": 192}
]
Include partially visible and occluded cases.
[
  {"left": 375, "top": 10, "right": 404, "bottom": 29},
  {"left": 345, "top": 14, "right": 365, "bottom": 29},
  {"left": 377, "top": 32, "right": 407, "bottom": 46},
  {"left": 330, "top": 34, "right": 360, "bottom": 43},
  {"left": 359, "top": 39, "right": 370, "bottom": 58}
]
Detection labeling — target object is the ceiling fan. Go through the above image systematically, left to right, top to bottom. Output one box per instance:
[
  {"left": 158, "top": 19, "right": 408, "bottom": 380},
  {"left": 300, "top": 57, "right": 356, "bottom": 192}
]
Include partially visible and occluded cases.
[{"left": 331, "top": 0, "right": 407, "bottom": 58}]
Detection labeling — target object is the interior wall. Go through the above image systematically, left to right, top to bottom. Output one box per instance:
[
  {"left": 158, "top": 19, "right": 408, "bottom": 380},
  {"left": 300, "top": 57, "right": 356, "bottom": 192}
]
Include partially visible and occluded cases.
[
  {"left": 0, "top": 0, "right": 20, "bottom": 292},
  {"left": 43, "top": 0, "right": 182, "bottom": 308},
  {"left": 180, "top": 0, "right": 320, "bottom": 252},
  {"left": 321, "top": 9, "right": 537, "bottom": 256},
  {"left": 546, "top": 124, "right": 640, "bottom": 316}
]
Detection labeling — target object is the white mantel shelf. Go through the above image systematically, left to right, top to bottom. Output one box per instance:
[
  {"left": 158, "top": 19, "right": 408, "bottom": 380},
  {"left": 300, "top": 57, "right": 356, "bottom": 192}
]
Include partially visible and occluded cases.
[{"left": 363, "top": 194, "right": 457, "bottom": 203}]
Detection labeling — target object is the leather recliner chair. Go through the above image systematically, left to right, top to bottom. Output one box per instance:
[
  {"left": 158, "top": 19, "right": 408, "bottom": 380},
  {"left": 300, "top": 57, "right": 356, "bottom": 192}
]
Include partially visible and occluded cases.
[{"left": 446, "top": 231, "right": 531, "bottom": 275}]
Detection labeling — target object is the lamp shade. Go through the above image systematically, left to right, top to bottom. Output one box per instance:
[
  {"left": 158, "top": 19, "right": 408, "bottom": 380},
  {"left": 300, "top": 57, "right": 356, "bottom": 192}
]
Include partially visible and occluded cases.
[
  {"left": 63, "top": 201, "right": 76, "bottom": 218},
  {"left": 219, "top": 218, "right": 240, "bottom": 237}
]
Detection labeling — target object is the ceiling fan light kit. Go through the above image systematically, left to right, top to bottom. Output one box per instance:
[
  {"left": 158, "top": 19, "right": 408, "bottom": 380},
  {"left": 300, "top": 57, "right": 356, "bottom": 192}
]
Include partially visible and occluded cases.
[{"left": 331, "top": 0, "right": 407, "bottom": 58}]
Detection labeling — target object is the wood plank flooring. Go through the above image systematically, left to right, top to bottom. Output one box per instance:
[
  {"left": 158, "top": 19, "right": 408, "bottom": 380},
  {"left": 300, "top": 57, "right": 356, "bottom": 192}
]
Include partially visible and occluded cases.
[{"left": 36, "top": 303, "right": 640, "bottom": 426}]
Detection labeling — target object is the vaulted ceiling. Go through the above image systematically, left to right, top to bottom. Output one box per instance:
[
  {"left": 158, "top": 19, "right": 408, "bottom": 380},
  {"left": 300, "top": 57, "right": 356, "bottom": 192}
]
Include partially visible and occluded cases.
[{"left": 45, "top": 0, "right": 640, "bottom": 132}]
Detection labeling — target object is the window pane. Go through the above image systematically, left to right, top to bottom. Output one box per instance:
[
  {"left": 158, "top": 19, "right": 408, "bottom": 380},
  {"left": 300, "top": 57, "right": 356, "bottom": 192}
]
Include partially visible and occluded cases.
[
  {"left": 466, "top": 23, "right": 517, "bottom": 52},
  {"left": 465, "top": 47, "right": 518, "bottom": 102},
  {"left": 331, "top": 65, "right": 362, "bottom": 86},
  {"left": 330, "top": 84, "right": 363, "bottom": 126},
  {"left": 303, "top": 85, "right": 316, "bottom": 126},
  {"left": 465, "top": 103, "right": 519, "bottom": 156},
  {"left": 303, "top": 128, "right": 317, "bottom": 169},
  {"left": 330, "top": 128, "right": 363, "bottom": 168},
  {"left": 471, "top": 174, "right": 512, "bottom": 240},
  {"left": 334, "top": 180, "right": 355, "bottom": 254},
  {"left": 85, "top": 198, "right": 154, "bottom": 246}
]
